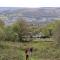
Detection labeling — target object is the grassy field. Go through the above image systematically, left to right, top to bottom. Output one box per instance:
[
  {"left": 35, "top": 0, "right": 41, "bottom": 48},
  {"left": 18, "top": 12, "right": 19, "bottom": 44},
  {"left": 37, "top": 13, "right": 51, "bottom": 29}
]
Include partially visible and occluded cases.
[{"left": 0, "top": 38, "right": 60, "bottom": 60}]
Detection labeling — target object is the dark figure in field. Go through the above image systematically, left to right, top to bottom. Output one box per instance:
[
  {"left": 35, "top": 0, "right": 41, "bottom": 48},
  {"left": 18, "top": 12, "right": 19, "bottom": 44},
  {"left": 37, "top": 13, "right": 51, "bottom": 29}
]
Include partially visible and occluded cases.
[
  {"left": 25, "top": 47, "right": 33, "bottom": 60},
  {"left": 25, "top": 48, "right": 29, "bottom": 60}
]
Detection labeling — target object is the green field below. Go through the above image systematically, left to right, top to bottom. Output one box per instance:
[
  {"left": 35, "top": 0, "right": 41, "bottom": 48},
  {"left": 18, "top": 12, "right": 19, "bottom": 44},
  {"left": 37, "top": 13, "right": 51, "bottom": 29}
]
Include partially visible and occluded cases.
[{"left": 0, "top": 39, "right": 60, "bottom": 60}]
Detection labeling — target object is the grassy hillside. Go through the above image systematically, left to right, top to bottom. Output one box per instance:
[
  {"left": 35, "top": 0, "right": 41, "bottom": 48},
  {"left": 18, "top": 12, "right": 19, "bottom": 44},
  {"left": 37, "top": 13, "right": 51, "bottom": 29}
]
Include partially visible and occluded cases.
[{"left": 0, "top": 39, "right": 60, "bottom": 60}]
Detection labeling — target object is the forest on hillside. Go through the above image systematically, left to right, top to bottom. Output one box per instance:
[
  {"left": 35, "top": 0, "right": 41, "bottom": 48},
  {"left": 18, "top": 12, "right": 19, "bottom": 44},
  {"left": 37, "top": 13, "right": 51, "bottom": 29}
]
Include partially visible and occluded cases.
[{"left": 0, "top": 17, "right": 59, "bottom": 42}]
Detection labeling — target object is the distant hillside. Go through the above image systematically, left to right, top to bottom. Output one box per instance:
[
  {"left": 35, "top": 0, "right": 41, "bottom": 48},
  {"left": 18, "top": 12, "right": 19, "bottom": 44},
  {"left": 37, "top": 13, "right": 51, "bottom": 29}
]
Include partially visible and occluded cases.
[{"left": 0, "top": 7, "right": 60, "bottom": 25}]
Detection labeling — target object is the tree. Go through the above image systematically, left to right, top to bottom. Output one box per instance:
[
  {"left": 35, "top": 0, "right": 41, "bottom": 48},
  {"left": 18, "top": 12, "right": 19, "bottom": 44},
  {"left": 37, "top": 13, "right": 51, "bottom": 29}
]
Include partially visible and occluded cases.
[
  {"left": 12, "top": 18, "right": 30, "bottom": 42},
  {"left": 0, "top": 19, "right": 5, "bottom": 28},
  {"left": 0, "top": 19, "right": 5, "bottom": 41},
  {"left": 54, "top": 21, "right": 60, "bottom": 47},
  {"left": 40, "top": 22, "right": 56, "bottom": 38},
  {"left": 5, "top": 26, "right": 18, "bottom": 41},
  {"left": 0, "top": 28, "right": 5, "bottom": 41}
]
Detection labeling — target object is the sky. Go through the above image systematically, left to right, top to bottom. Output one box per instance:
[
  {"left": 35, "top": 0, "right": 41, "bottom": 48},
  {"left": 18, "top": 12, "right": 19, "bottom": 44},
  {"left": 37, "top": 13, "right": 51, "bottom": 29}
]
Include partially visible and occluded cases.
[{"left": 0, "top": 0, "right": 60, "bottom": 7}]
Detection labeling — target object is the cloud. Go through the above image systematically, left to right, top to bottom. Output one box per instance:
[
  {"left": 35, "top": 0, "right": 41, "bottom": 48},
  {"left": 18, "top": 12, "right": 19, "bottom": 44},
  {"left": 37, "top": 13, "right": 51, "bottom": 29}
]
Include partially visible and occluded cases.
[{"left": 0, "top": 0, "right": 60, "bottom": 7}]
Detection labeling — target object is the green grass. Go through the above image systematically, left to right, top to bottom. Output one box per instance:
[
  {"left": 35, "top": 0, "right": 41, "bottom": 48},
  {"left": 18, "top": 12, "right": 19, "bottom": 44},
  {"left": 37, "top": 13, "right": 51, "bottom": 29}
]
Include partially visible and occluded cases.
[{"left": 0, "top": 39, "right": 60, "bottom": 60}]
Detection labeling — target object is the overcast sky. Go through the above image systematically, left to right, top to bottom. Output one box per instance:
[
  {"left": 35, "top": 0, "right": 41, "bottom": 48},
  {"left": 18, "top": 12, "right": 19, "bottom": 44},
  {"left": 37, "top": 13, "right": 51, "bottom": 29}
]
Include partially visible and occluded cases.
[{"left": 0, "top": 0, "right": 60, "bottom": 7}]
